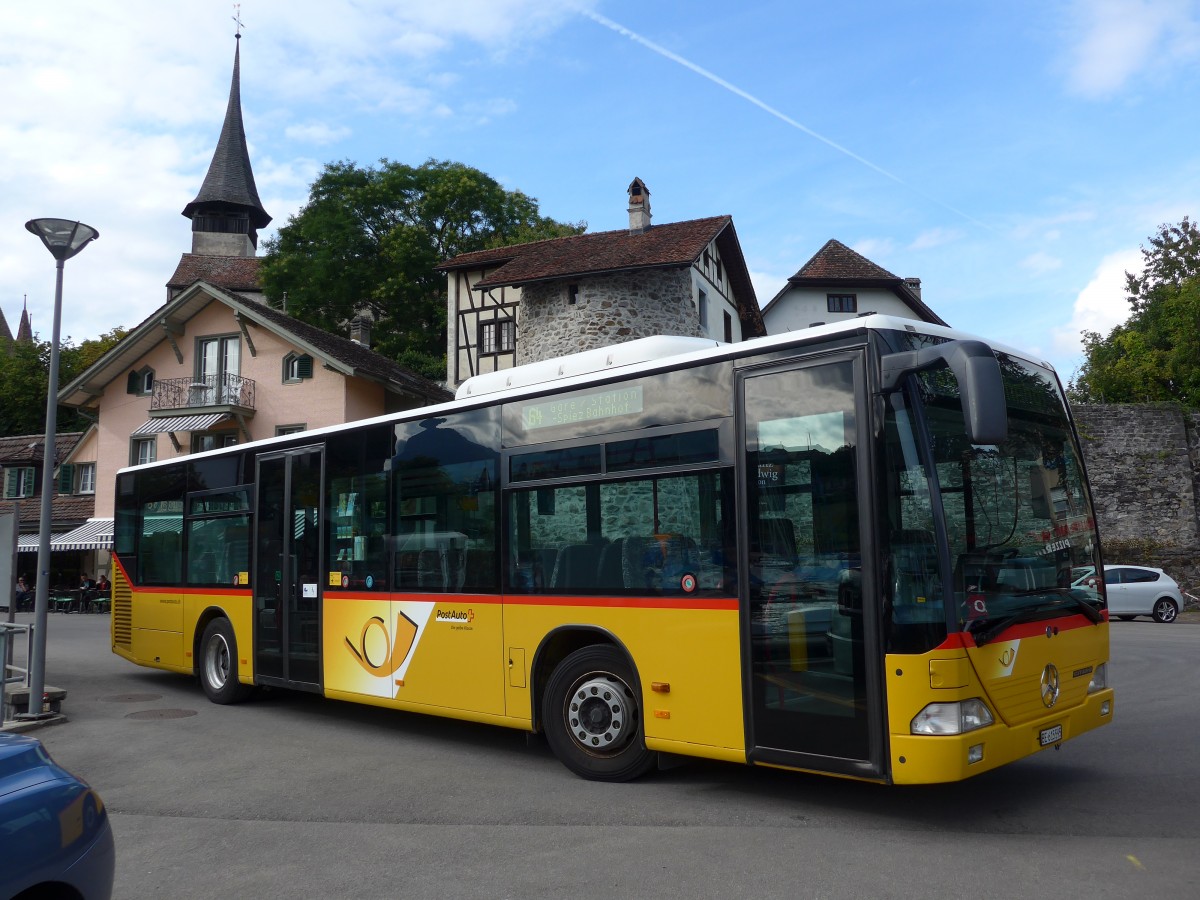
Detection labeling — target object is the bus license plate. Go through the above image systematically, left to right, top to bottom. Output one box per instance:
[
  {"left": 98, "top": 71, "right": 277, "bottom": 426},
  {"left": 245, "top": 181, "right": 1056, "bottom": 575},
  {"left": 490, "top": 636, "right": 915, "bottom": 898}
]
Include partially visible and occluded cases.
[{"left": 1039, "top": 724, "right": 1063, "bottom": 746}]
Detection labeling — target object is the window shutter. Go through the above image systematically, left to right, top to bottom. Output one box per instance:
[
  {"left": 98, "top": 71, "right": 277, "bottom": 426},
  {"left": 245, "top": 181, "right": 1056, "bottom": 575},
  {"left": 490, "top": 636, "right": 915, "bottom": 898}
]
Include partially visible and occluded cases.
[
  {"left": 296, "top": 355, "right": 313, "bottom": 379},
  {"left": 127, "top": 371, "right": 139, "bottom": 394},
  {"left": 57, "top": 464, "right": 74, "bottom": 494},
  {"left": 23, "top": 468, "right": 35, "bottom": 498},
  {"left": 2, "top": 469, "right": 13, "bottom": 499}
]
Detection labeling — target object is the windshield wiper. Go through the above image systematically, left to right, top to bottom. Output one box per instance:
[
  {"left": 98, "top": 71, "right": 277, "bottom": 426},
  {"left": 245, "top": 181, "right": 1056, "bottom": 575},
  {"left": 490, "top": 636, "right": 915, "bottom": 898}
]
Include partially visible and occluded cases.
[
  {"left": 1010, "top": 588, "right": 1104, "bottom": 624},
  {"left": 970, "top": 592, "right": 1102, "bottom": 645},
  {"left": 969, "top": 608, "right": 1044, "bottom": 646}
]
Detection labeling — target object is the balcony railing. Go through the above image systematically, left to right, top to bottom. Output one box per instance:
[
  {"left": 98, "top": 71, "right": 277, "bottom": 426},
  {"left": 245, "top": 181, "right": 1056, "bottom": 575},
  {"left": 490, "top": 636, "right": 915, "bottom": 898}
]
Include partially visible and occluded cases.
[{"left": 149, "top": 374, "right": 256, "bottom": 412}]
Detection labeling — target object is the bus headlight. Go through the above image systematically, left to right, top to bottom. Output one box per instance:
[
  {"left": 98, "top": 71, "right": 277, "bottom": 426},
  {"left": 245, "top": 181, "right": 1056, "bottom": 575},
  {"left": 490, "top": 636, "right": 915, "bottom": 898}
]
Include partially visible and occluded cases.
[
  {"left": 1088, "top": 663, "right": 1108, "bottom": 693},
  {"left": 911, "top": 699, "right": 994, "bottom": 735}
]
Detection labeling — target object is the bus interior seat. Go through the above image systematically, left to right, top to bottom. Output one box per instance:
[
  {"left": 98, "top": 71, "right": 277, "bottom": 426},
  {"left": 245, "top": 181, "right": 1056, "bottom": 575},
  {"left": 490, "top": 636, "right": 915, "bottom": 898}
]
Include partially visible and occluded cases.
[
  {"left": 221, "top": 527, "right": 249, "bottom": 584},
  {"left": 141, "top": 531, "right": 181, "bottom": 583},
  {"left": 595, "top": 538, "right": 626, "bottom": 590},
  {"left": 552, "top": 543, "right": 603, "bottom": 592},
  {"left": 463, "top": 548, "right": 494, "bottom": 591}
]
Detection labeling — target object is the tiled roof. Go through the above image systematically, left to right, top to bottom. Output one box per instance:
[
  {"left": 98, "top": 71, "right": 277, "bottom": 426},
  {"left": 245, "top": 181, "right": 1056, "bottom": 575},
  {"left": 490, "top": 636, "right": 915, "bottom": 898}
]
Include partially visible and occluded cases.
[
  {"left": 180, "top": 38, "right": 270, "bottom": 229},
  {"left": 441, "top": 216, "right": 733, "bottom": 288},
  {"left": 771, "top": 239, "right": 948, "bottom": 327},
  {"left": 794, "top": 239, "right": 899, "bottom": 280},
  {"left": 167, "top": 254, "right": 263, "bottom": 293},
  {"left": 222, "top": 292, "right": 453, "bottom": 404},
  {"left": 0, "top": 431, "right": 92, "bottom": 529},
  {"left": 0, "top": 432, "right": 83, "bottom": 466},
  {"left": 0, "top": 495, "right": 95, "bottom": 529}
]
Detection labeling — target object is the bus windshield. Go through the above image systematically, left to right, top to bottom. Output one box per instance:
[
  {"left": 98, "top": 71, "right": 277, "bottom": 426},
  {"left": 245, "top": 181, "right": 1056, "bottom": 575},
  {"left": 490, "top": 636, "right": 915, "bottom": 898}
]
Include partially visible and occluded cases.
[{"left": 884, "top": 350, "right": 1104, "bottom": 649}]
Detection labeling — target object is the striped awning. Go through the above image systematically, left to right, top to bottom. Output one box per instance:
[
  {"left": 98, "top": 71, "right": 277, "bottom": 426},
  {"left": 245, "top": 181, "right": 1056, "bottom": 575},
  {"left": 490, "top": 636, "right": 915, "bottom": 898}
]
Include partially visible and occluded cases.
[
  {"left": 131, "top": 413, "right": 229, "bottom": 435},
  {"left": 50, "top": 518, "right": 114, "bottom": 551},
  {"left": 17, "top": 532, "right": 69, "bottom": 552}
]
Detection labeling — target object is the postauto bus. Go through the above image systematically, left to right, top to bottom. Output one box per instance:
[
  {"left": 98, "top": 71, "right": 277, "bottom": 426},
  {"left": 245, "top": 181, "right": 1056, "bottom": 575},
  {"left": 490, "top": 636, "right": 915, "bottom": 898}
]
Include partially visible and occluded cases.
[{"left": 110, "top": 316, "right": 1112, "bottom": 784}]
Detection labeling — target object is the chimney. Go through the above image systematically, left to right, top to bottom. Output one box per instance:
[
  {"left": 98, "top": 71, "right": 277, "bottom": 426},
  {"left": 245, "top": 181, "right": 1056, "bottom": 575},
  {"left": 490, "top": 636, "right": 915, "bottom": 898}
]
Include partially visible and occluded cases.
[
  {"left": 627, "top": 177, "right": 651, "bottom": 234},
  {"left": 904, "top": 277, "right": 922, "bottom": 299},
  {"left": 349, "top": 312, "right": 372, "bottom": 348}
]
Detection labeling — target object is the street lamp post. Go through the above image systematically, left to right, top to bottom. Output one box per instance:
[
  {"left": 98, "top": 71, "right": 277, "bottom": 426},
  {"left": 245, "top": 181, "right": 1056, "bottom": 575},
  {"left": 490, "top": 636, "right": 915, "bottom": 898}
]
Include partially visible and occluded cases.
[{"left": 20, "top": 218, "right": 98, "bottom": 720}]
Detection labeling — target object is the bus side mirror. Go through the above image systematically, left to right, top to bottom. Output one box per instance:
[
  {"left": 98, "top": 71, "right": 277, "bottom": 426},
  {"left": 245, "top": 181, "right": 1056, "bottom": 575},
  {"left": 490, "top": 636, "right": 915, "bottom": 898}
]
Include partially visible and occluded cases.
[{"left": 879, "top": 340, "right": 1008, "bottom": 445}]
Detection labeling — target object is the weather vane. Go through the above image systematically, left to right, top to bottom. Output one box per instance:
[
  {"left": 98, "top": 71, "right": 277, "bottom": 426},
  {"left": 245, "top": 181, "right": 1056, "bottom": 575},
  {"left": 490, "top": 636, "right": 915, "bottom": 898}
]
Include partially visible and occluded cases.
[{"left": 233, "top": 3, "right": 243, "bottom": 38}]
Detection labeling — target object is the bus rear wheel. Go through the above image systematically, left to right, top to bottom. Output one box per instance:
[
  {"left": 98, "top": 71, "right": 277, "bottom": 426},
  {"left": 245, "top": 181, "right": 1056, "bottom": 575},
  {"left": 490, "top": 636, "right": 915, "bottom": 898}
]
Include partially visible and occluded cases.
[
  {"left": 199, "top": 618, "right": 252, "bottom": 704},
  {"left": 542, "top": 645, "right": 655, "bottom": 782}
]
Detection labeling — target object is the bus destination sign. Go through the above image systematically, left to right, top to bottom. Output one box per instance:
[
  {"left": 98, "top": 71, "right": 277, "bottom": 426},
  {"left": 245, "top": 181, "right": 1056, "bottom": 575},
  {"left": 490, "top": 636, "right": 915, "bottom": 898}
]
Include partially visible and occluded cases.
[{"left": 521, "top": 386, "right": 644, "bottom": 431}]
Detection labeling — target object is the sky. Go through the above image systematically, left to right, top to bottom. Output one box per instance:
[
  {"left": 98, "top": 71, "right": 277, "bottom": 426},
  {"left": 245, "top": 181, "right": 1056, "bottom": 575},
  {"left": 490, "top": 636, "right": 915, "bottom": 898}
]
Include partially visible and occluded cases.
[{"left": 2, "top": 0, "right": 1199, "bottom": 384}]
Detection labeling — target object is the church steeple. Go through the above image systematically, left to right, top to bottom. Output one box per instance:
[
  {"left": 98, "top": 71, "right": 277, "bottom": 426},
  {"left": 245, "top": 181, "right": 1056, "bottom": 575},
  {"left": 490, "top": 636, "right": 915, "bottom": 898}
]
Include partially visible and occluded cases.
[
  {"left": 181, "top": 28, "right": 271, "bottom": 257},
  {"left": 16, "top": 300, "right": 32, "bottom": 343}
]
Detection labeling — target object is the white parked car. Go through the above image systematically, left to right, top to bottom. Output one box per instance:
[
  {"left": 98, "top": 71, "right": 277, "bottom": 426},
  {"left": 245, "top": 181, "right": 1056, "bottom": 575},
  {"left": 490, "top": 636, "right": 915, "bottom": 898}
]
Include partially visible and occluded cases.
[{"left": 1072, "top": 565, "right": 1185, "bottom": 623}]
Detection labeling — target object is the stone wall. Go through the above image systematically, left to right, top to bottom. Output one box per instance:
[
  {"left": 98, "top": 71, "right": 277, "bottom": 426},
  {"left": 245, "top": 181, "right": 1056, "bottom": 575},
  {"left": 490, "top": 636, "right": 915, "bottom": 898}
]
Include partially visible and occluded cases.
[
  {"left": 516, "top": 269, "right": 700, "bottom": 365},
  {"left": 1074, "top": 403, "right": 1200, "bottom": 595}
]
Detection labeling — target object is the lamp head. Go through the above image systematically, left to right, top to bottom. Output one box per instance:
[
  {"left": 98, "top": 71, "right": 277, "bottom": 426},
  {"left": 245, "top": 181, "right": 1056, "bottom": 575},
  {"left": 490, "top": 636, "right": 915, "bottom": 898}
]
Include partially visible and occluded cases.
[{"left": 25, "top": 218, "right": 99, "bottom": 261}]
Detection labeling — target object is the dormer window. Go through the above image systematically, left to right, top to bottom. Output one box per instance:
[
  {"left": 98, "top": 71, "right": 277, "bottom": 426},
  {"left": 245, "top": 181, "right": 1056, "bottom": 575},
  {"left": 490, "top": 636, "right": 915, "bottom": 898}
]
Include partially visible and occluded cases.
[
  {"left": 283, "top": 352, "right": 314, "bottom": 383},
  {"left": 127, "top": 366, "right": 155, "bottom": 396}
]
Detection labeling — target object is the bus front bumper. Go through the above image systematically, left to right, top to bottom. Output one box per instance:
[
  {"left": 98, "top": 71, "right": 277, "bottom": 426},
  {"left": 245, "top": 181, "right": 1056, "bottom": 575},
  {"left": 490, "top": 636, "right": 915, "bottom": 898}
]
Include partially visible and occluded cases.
[{"left": 888, "top": 688, "right": 1115, "bottom": 785}]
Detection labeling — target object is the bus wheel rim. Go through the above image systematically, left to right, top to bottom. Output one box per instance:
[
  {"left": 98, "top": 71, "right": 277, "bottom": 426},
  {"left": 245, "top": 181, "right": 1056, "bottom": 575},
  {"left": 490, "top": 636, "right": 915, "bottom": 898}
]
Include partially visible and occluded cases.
[
  {"left": 205, "top": 634, "right": 230, "bottom": 688},
  {"left": 565, "top": 672, "right": 633, "bottom": 755}
]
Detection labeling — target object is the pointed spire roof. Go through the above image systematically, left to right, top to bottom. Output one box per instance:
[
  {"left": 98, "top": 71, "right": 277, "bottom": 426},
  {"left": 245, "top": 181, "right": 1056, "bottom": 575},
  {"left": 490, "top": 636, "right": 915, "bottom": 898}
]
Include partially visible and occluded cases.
[
  {"left": 181, "top": 34, "right": 271, "bottom": 230},
  {"left": 16, "top": 301, "right": 33, "bottom": 343},
  {"left": 0, "top": 306, "right": 13, "bottom": 348}
]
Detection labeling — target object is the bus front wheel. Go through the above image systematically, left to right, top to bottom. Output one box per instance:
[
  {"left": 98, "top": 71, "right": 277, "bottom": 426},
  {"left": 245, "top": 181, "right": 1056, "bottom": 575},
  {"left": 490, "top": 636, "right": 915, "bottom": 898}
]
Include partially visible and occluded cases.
[
  {"left": 199, "top": 618, "right": 252, "bottom": 704},
  {"left": 542, "top": 645, "right": 655, "bottom": 782}
]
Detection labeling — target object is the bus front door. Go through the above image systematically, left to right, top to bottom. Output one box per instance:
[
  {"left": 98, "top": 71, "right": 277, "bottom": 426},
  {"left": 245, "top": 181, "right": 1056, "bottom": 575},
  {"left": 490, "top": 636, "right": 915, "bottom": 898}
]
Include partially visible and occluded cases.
[
  {"left": 741, "top": 355, "right": 883, "bottom": 780},
  {"left": 254, "top": 447, "right": 323, "bottom": 690}
]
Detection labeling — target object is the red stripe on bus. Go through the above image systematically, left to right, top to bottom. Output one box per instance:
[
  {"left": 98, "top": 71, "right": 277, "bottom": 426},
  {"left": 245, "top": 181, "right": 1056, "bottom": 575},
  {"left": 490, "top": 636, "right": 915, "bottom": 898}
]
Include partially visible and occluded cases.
[
  {"left": 125, "top": 586, "right": 252, "bottom": 598},
  {"left": 324, "top": 591, "right": 738, "bottom": 611},
  {"left": 958, "top": 612, "right": 1106, "bottom": 647}
]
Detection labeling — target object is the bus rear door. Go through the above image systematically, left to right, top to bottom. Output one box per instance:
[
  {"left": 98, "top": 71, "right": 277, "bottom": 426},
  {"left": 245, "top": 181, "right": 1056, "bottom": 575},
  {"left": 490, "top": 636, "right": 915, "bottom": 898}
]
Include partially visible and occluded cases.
[{"left": 253, "top": 446, "right": 323, "bottom": 690}]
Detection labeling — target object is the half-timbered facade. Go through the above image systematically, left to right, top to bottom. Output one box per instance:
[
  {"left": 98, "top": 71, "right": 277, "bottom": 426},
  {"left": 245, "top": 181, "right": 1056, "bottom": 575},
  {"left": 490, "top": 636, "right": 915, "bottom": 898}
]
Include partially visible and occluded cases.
[{"left": 439, "top": 179, "right": 765, "bottom": 390}]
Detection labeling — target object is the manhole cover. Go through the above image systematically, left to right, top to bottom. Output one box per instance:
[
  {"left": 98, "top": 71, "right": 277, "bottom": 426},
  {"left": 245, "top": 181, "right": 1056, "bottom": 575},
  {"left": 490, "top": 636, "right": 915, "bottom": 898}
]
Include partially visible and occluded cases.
[
  {"left": 102, "top": 693, "right": 163, "bottom": 703},
  {"left": 125, "top": 708, "right": 197, "bottom": 720}
]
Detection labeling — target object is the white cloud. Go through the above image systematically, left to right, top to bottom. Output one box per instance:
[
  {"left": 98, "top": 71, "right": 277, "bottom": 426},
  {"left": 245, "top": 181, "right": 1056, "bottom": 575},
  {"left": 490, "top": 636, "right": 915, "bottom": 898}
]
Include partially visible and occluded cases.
[
  {"left": 0, "top": 0, "right": 584, "bottom": 343},
  {"left": 1063, "top": 0, "right": 1200, "bottom": 98},
  {"left": 1051, "top": 248, "right": 1143, "bottom": 360},
  {"left": 1020, "top": 251, "right": 1063, "bottom": 275}
]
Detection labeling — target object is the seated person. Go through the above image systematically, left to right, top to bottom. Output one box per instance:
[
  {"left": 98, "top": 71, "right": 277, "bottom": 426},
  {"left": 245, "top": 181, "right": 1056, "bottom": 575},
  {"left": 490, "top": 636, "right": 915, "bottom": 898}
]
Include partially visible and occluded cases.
[
  {"left": 95, "top": 573, "right": 110, "bottom": 593},
  {"left": 14, "top": 575, "right": 33, "bottom": 611}
]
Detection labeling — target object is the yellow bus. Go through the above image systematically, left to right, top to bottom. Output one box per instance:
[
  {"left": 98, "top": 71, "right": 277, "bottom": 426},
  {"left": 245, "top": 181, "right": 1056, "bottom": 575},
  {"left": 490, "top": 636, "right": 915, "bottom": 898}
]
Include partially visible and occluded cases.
[{"left": 110, "top": 316, "right": 1112, "bottom": 784}]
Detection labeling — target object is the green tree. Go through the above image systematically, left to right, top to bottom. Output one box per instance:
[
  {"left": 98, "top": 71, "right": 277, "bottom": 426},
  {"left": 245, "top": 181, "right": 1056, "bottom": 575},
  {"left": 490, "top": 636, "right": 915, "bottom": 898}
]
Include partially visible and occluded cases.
[
  {"left": 260, "top": 158, "right": 585, "bottom": 381},
  {"left": 1125, "top": 216, "right": 1200, "bottom": 313},
  {"left": 1070, "top": 217, "right": 1200, "bottom": 405},
  {"left": 0, "top": 326, "right": 127, "bottom": 437}
]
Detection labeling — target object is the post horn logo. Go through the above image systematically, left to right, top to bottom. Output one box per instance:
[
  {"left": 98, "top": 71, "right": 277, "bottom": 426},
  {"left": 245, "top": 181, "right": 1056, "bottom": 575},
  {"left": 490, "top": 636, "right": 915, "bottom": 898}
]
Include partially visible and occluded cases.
[{"left": 1040, "top": 663, "right": 1060, "bottom": 708}]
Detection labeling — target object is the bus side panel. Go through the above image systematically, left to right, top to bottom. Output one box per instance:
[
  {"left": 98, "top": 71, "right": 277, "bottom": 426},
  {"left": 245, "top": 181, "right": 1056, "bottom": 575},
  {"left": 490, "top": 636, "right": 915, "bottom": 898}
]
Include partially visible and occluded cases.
[
  {"left": 127, "top": 589, "right": 185, "bottom": 672},
  {"left": 183, "top": 590, "right": 255, "bottom": 683},
  {"left": 323, "top": 592, "right": 506, "bottom": 716},
  {"left": 503, "top": 599, "right": 745, "bottom": 756}
]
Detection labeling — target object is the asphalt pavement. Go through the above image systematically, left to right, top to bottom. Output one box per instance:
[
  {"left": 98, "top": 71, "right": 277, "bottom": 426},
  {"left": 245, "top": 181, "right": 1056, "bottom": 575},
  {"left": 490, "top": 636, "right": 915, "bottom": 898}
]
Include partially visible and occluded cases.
[{"left": 5, "top": 609, "right": 1198, "bottom": 899}]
